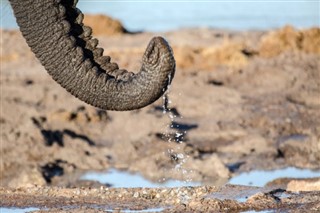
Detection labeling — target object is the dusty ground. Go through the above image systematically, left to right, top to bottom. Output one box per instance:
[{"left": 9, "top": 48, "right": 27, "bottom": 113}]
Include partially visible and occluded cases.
[{"left": 1, "top": 14, "right": 320, "bottom": 212}]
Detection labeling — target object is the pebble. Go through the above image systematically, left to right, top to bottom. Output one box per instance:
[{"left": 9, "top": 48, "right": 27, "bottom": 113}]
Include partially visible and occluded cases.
[
  {"left": 75, "top": 189, "right": 80, "bottom": 195},
  {"left": 133, "top": 192, "right": 139, "bottom": 198}
]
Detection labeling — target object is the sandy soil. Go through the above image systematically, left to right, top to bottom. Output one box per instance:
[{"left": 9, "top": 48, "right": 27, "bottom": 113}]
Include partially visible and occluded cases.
[{"left": 1, "top": 14, "right": 320, "bottom": 211}]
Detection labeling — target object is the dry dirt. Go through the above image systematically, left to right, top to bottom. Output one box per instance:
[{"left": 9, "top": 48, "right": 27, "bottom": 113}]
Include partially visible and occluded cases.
[{"left": 0, "top": 14, "right": 320, "bottom": 212}]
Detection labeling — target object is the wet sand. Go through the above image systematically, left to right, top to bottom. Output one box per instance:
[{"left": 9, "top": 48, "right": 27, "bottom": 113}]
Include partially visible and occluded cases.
[
  {"left": 0, "top": 15, "right": 320, "bottom": 212},
  {"left": 1, "top": 185, "right": 320, "bottom": 212}
]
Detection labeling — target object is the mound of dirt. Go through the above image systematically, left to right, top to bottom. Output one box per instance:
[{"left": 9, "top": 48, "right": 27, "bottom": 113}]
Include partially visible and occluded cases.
[
  {"left": 83, "top": 14, "right": 128, "bottom": 36},
  {"left": 259, "top": 25, "right": 320, "bottom": 57},
  {"left": 173, "top": 26, "right": 320, "bottom": 71},
  {"left": 173, "top": 41, "right": 250, "bottom": 71}
]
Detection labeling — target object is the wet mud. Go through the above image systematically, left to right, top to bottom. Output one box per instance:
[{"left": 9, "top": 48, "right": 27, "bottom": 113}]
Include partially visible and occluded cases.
[
  {"left": 1, "top": 18, "right": 320, "bottom": 212},
  {"left": 1, "top": 185, "right": 320, "bottom": 212}
]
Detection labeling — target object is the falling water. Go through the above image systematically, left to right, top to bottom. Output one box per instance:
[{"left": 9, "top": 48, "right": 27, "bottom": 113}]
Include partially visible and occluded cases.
[
  {"left": 80, "top": 74, "right": 200, "bottom": 188},
  {"left": 160, "top": 74, "right": 194, "bottom": 184}
]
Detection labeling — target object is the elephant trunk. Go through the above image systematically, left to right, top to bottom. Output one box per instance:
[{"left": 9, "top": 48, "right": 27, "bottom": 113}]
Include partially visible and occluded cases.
[{"left": 9, "top": 0, "right": 175, "bottom": 111}]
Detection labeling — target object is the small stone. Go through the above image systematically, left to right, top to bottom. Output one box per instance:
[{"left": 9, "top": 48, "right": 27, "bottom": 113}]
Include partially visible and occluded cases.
[
  {"left": 287, "top": 179, "right": 320, "bottom": 192},
  {"left": 75, "top": 189, "right": 80, "bottom": 195},
  {"left": 161, "top": 189, "right": 167, "bottom": 194},
  {"left": 197, "top": 191, "right": 203, "bottom": 196},
  {"left": 133, "top": 192, "right": 139, "bottom": 198}
]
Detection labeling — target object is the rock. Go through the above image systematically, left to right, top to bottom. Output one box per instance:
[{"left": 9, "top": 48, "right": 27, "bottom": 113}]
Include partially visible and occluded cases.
[
  {"left": 301, "top": 27, "right": 320, "bottom": 54},
  {"left": 173, "top": 40, "right": 249, "bottom": 71},
  {"left": 201, "top": 41, "right": 249, "bottom": 69},
  {"left": 173, "top": 46, "right": 198, "bottom": 70},
  {"left": 287, "top": 88, "right": 320, "bottom": 108},
  {"left": 187, "top": 129, "right": 247, "bottom": 153},
  {"left": 217, "top": 134, "right": 274, "bottom": 155},
  {"left": 278, "top": 135, "right": 320, "bottom": 169},
  {"left": 187, "top": 154, "right": 230, "bottom": 179},
  {"left": 8, "top": 167, "right": 46, "bottom": 188},
  {"left": 287, "top": 179, "right": 320, "bottom": 192},
  {"left": 246, "top": 191, "right": 280, "bottom": 207}
]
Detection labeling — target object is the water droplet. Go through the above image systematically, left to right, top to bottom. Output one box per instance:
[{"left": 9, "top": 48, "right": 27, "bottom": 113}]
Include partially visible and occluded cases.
[
  {"left": 159, "top": 76, "right": 196, "bottom": 184},
  {"left": 175, "top": 132, "right": 183, "bottom": 137},
  {"left": 177, "top": 153, "right": 184, "bottom": 159}
]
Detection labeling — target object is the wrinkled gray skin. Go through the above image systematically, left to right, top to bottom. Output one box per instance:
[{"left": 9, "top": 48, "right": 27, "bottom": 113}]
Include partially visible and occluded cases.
[{"left": 9, "top": 0, "right": 175, "bottom": 111}]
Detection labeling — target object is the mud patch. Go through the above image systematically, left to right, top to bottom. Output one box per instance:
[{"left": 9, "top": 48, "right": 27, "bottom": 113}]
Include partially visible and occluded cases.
[{"left": 2, "top": 185, "right": 319, "bottom": 212}]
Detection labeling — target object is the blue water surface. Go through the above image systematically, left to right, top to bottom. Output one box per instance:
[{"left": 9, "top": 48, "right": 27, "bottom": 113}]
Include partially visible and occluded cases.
[
  {"left": 1, "top": 0, "right": 319, "bottom": 31},
  {"left": 229, "top": 167, "right": 320, "bottom": 187},
  {"left": 81, "top": 168, "right": 201, "bottom": 188},
  {"left": 0, "top": 207, "right": 39, "bottom": 213}
]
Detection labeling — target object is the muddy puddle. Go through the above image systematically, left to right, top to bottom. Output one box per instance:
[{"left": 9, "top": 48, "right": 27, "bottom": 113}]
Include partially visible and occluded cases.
[
  {"left": 1, "top": 166, "right": 320, "bottom": 212},
  {"left": 80, "top": 167, "right": 320, "bottom": 188},
  {"left": 229, "top": 167, "right": 320, "bottom": 187},
  {"left": 80, "top": 169, "right": 201, "bottom": 188},
  {"left": 0, "top": 207, "right": 40, "bottom": 213}
]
